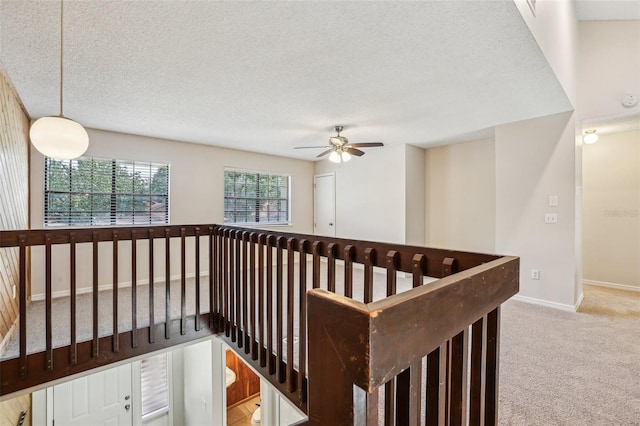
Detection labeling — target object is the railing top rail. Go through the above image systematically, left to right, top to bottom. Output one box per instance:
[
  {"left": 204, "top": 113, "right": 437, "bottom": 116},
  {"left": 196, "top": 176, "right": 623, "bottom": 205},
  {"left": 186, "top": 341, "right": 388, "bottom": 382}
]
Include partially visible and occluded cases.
[
  {"left": 0, "top": 224, "right": 502, "bottom": 277},
  {"left": 215, "top": 225, "right": 503, "bottom": 277},
  {"left": 307, "top": 255, "right": 519, "bottom": 391}
]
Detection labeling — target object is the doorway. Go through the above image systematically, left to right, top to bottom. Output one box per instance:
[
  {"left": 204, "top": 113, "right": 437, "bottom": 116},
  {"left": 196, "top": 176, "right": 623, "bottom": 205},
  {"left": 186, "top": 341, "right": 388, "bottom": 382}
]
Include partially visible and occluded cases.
[
  {"left": 580, "top": 116, "right": 640, "bottom": 318},
  {"left": 314, "top": 173, "right": 336, "bottom": 237},
  {"left": 53, "top": 363, "right": 132, "bottom": 425}
]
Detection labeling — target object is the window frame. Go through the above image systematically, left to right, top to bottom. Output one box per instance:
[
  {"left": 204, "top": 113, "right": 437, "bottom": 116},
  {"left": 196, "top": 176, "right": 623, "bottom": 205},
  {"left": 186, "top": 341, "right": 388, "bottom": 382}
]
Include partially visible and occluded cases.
[
  {"left": 43, "top": 156, "right": 170, "bottom": 228},
  {"left": 223, "top": 167, "right": 292, "bottom": 226}
]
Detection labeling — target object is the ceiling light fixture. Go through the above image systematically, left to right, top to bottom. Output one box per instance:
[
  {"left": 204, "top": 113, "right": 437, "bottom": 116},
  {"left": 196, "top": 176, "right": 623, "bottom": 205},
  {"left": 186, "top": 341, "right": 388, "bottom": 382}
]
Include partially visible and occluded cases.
[
  {"left": 29, "top": 0, "right": 88, "bottom": 160},
  {"left": 583, "top": 129, "right": 598, "bottom": 145},
  {"left": 329, "top": 148, "right": 352, "bottom": 163}
]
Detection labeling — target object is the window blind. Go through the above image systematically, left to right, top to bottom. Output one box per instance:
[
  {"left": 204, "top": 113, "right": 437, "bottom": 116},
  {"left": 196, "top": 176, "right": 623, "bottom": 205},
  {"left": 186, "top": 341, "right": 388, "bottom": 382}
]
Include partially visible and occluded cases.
[
  {"left": 44, "top": 156, "right": 169, "bottom": 227},
  {"left": 224, "top": 168, "right": 290, "bottom": 224},
  {"left": 141, "top": 353, "right": 169, "bottom": 417}
]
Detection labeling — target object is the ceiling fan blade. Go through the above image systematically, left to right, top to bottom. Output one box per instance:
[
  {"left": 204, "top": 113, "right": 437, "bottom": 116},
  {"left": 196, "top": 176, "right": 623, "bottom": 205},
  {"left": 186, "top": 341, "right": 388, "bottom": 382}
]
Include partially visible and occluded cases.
[
  {"left": 348, "top": 142, "right": 384, "bottom": 148},
  {"left": 294, "top": 145, "right": 331, "bottom": 149},
  {"left": 345, "top": 147, "right": 365, "bottom": 157},
  {"left": 317, "top": 148, "right": 334, "bottom": 158}
]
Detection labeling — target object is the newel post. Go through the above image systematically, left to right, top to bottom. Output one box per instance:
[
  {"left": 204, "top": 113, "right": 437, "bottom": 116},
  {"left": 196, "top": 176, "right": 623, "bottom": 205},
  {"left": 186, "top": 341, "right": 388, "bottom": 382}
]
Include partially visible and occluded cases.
[{"left": 307, "top": 289, "right": 372, "bottom": 425}]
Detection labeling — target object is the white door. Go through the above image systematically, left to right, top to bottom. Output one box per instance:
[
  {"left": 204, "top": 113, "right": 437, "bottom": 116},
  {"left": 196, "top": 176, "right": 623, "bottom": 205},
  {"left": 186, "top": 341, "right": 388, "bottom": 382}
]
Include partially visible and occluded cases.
[
  {"left": 314, "top": 173, "right": 336, "bottom": 237},
  {"left": 54, "top": 364, "right": 132, "bottom": 426}
]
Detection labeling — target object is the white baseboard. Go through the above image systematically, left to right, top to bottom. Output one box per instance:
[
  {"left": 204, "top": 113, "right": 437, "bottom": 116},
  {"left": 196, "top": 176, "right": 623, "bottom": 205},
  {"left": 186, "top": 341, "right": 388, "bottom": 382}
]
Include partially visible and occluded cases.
[
  {"left": 31, "top": 272, "right": 210, "bottom": 301},
  {"left": 583, "top": 279, "right": 640, "bottom": 293},
  {"left": 574, "top": 292, "right": 584, "bottom": 311},
  {"left": 511, "top": 294, "right": 577, "bottom": 312}
]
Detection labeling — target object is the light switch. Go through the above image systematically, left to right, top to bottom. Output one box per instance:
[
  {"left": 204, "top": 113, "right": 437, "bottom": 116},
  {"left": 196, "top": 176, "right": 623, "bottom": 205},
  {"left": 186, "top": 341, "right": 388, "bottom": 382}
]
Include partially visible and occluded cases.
[{"left": 548, "top": 195, "right": 558, "bottom": 207}]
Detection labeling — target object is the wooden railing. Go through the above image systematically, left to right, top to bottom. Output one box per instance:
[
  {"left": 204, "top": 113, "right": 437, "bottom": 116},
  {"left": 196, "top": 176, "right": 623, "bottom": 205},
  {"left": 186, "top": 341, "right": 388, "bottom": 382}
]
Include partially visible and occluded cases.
[{"left": 0, "top": 224, "right": 518, "bottom": 425}]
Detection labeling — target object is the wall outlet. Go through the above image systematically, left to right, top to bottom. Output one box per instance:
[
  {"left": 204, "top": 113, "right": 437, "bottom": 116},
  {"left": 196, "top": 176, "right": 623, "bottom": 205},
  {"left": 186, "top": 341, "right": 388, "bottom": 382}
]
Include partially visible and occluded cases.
[
  {"left": 544, "top": 213, "right": 558, "bottom": 224},
  {"left": 531, "top": 269, "right": 540, "bottom": 280}
]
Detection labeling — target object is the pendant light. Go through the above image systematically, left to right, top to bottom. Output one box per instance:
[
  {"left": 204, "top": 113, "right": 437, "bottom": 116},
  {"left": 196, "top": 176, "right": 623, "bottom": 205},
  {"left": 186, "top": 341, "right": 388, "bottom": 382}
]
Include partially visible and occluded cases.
[{"left": 30, "top": 0, "right": 89, "bottom": 160}]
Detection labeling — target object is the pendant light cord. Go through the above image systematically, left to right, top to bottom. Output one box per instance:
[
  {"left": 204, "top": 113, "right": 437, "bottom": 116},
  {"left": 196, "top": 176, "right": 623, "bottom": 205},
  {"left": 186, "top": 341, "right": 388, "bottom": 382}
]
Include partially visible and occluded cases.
[{"left": 59, "top": 0, "right": 64, "bottom": 117}]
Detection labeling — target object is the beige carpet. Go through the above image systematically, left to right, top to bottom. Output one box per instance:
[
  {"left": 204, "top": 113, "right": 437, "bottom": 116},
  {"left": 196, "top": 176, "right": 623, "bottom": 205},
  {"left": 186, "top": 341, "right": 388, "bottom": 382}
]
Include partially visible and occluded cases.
[
  {"left": 577, "top": 284, "right": 640, "bottom": 320},
  {"left": 499, "top": 299, "right": 640, "bottom": 425}
]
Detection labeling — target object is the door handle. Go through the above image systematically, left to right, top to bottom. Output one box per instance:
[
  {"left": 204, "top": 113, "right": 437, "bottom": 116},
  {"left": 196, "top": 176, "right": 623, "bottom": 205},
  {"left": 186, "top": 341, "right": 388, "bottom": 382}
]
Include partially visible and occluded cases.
[{"left": 329, "top": 223, "right": 333, "bottom": 226}]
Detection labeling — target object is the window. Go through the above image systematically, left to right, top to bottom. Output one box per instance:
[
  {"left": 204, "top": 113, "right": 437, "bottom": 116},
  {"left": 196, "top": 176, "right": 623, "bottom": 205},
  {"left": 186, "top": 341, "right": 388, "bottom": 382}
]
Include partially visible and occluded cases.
[
  {"left": 44, "top": 157, "right": 169, "bottom": 227},
  {"left": 224, "top": 168, "right": 290, "bottom": 225},
  {"left": 140, "top": 353, "right": 169, "bottom": 418}
]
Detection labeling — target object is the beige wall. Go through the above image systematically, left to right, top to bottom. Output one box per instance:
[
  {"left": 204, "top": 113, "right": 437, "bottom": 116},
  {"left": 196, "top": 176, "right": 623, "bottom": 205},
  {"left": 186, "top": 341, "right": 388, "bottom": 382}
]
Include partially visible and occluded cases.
[
  {"left": 578, "top": 21, "right": 640, "bottom": 121},
  {"left": 495, "top": 111, "right": 578, "bottom": 308},
  {"left": 30, "top": 129, "right": 314, "bottom": 296},
  {"left": 583, "top": 130, "right": 640, "bottom": 289},
  {"left": 425, "top": 138, "right": 495, "bottom": 253},
  {"left": 314, "top": 144, "right": 407, "bottom": 244},
  {"left": 405, "top": 145, "right": 425, "bottom": 247}
]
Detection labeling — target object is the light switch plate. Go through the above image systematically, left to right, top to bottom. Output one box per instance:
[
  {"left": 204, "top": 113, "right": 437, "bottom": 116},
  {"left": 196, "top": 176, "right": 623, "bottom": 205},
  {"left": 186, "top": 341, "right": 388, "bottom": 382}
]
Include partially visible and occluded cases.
[
  {"left": 549, "top": 195, "right": 558, "bottom": 207},
  {"left": 545, "top": 213, "right": 558, "bottom": 224}
]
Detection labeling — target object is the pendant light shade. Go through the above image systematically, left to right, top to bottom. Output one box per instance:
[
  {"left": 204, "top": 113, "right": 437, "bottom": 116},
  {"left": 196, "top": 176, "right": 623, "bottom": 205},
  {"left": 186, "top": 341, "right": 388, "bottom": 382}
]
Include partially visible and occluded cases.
[
  {"left": 30, "top": 0, "right": 89, "bottom": 160},
  {"left": 30, "top": 116, "right": 89, "bottom": 160},
  {"left": 329, "top": 151, "right": 341, "bottom": 163}
]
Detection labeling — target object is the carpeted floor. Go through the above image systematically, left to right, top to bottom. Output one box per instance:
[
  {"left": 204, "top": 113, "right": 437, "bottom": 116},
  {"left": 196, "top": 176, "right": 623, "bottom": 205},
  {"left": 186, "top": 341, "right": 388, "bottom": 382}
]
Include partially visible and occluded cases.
[
  {"left": 2, "top": 270, "right": 639, "bottom": 425},
  {"left": 577, "top": 284, "right": 640, "bottom": 320},
  {"left": 499, "top": 299, "right": 640, "bottom": 425}
]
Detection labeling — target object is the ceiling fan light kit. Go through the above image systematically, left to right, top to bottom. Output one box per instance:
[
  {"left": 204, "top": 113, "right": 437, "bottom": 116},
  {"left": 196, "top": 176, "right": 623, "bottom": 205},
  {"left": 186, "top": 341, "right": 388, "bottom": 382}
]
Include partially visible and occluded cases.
[
  {"left": 30, "top": 0, "right": 89, "bottom": 160},
  {"left": 295, "top": 125, "right": 384, "bottom": 162}
]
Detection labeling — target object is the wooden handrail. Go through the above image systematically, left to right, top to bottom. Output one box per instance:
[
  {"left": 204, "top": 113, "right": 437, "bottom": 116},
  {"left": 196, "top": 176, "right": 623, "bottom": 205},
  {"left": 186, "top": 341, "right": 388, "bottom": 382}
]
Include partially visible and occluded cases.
[{"left": 1, "top": 224, "right": 518, "bottom": 426}]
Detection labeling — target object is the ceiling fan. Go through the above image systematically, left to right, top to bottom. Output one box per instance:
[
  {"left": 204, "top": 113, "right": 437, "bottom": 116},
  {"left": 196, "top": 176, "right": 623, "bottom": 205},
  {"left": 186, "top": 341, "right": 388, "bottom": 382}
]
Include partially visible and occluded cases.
[{"left": 295, "top": 126, "right": 384, "bottom": 163}]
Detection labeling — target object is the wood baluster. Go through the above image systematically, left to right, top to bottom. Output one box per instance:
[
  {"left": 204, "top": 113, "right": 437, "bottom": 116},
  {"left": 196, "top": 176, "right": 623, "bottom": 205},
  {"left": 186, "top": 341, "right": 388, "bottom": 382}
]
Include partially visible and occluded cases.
[
  {"left": 209, "top": 226, "right": 216, "bottom": 329},
  {"left": 164, "top": 228, "right": 171, "bottom": 339},
  {"left": 180, "top": 228, "right": 186, "bottom": 335},
  {"left": 194, "top": 228, "right": 201, "bottom": 331},
  {"left": 218, "top": 228, "right": 225, "bottom": 331},
  {"left": 148, "top": 229, "right": 155, "bottom": 343},
  {"left": 223, "top": 229, "right": 230, "bottom": 337},
  {"left": 112, "top": 230, "right": 119, "bottom": 353},
  {"left": 131, "top": 230, "right": 138, "bottom": 347},
  {"left": 231, "top": 230, "right": 239, "bottom": 342},
  {"left": 92, "top": 231, "right": 99, "bottom": 356},
  {"left": 233, "top": 231, "right": 243, "bottom": 342},
  {"left": 242, "top": 231, "right": 250, "bottom": 351},
  {"left": 69, "top": 232, "right": 77, "bottom": 364},
  {"left": 250, "top": 232, "right": 258, "bottom": 359},
  {"left": 258, "top": 233, "right": 267, "bottom": 367},
  {"left": 45, "top": 234, "right": 53, "bottom": 371},
  {"left": 18, "top": 235, "right": 27, "bottom": 377},
  {"left": 266, "top": 235, "right": 275, "bottom": 374},
  {"left": 276, "top": 236, "right": 285, "bottom": 383},
  {"left": 286, "top": 237, "right": 296, "bottom": 393},
  {"left": 298, "top": 239, "right": 308, "bottom": 402},
  {"left": 312, "top": 241, "right": 321, "bottom": 289},
  {"left": 326, "top": 243, "right": 336, "bottom": 292},
  {"left": 343, "top": 245, "right": 354, "bottom": 298},
  {"left": 362, "top": 248, "right": 379, "bottom": 423},
  {"left": 363, "top": 248, "right": 376, "bottom": 303},
  {"left": 384, "top": 250, "right": 399, "bottom": 426},
  {"left": 386, "top": 250, "right": 398, "bottom": 297},
  {"left": 397, "top": 254, "right": 426, "bottom": 426},
  {"left": 442, "top": 257, "right": 465, "bottom": 425},
  {"left": 442, "top": 257, "right": 457, "bottom": 277},
  {"left": 484, "top": 307, "right": 500, "bottom": 426},
  {"left": 469, "top": 317, "right": 485, "bottom": 426},
  {"left": 449, "top": 329, "right": 468, "bottom": 425},
  {"left": 426, "top": 347, "right": 442, "bottom": 426}
]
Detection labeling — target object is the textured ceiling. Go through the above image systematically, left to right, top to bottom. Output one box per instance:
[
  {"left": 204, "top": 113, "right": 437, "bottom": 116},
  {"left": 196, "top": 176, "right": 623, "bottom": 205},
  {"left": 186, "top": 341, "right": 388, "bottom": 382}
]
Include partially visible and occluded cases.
[
  {"left": 0, "top": 0, "right": 571, "bottom": 160},
  {"left": 575, "top": 0, "right": 640, "bottom": 21}
]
